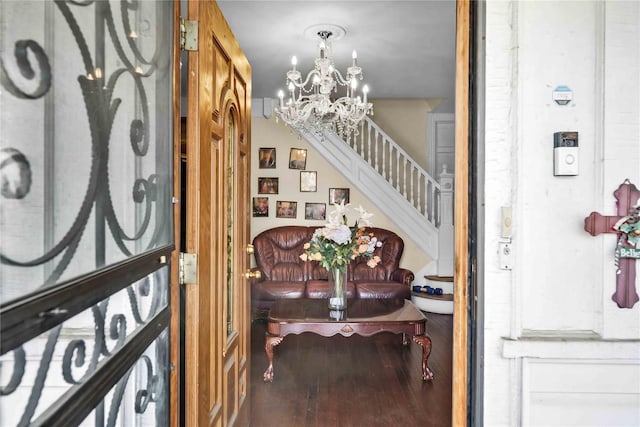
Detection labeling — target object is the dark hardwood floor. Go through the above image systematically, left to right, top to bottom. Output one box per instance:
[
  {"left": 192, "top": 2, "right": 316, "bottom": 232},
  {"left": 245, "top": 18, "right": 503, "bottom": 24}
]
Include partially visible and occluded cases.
[{"left": 249, "top": 311, "right": 453, "bottom": 427}]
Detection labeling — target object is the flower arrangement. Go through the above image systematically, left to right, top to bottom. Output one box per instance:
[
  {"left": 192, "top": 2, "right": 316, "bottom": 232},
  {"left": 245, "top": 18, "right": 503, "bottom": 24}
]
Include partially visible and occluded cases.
[{"left": 299, "top": 202, "right": 382, "bottom": 273}]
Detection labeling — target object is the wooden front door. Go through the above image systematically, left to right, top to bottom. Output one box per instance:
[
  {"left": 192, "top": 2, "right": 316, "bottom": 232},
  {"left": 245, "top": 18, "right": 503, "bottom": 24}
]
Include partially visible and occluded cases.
[{"left": 183, "top": 1, "right": 252, "bottom": 425}]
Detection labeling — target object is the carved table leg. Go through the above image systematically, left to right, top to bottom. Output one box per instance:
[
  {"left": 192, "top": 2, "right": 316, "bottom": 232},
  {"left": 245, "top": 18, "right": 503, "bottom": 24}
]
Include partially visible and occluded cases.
[
  {"left": 263, "top": 335, "right": 283, "bottom": 382},
  {"left": 413, "top": 335, "right": 434, "bottom": 381}
]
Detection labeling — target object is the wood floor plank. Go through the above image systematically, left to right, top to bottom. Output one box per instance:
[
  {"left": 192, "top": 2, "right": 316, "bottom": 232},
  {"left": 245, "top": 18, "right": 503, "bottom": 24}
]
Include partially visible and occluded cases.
[{"left": 250, "top": 312, "right": 453, "bottom": 427}]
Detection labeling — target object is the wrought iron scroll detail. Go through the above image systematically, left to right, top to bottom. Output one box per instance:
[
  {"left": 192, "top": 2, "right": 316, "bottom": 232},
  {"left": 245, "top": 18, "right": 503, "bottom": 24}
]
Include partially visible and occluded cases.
[
  {"left": 1, "top": 0, "right": 170, "bottom": 282},
  {"left": 1, "top": 1, "right": 172, "bottom": 426},
  {"left": 0, "top": 39, "right": 52, "bottom": 99},
  {"left": 4, "top": 271, "right": 167, "bottom": 426}
]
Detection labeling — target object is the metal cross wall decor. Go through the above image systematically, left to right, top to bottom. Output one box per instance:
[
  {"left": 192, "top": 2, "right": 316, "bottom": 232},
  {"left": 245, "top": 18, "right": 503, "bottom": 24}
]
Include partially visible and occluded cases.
[{"left": 584, "top": 180, "right": 640, "bottom": 309}]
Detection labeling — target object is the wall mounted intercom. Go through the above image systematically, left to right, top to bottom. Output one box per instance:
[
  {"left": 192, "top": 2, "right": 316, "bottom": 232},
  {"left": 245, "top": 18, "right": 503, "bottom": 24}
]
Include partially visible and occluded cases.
[{"left": 553, "top": 131, "right": 579, "bottom": 176}]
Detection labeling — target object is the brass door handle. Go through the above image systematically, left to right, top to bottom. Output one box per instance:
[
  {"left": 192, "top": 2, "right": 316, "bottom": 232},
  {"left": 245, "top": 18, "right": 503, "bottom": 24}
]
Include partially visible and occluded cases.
[{"left": 244, "top": 270, "right": 261, "bottom": 279}]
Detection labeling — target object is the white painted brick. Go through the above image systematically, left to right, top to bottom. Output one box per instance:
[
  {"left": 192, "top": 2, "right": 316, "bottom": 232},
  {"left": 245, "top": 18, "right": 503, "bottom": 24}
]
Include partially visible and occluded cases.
[{"left": 484, "top": 1, "right": 639, "bottom": 425}]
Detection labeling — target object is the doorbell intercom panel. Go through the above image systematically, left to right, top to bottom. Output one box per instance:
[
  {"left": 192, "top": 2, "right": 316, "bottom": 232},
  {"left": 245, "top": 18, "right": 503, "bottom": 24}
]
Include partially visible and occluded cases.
[{"left": 553, "top": 131, "right": 579, "bottom": 176}]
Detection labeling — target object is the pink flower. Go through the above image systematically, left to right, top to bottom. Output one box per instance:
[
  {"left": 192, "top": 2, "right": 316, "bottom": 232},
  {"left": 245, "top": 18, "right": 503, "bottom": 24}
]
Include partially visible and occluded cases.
[{"left": 366, "top": 255, "right": 381, "bottom": 268}]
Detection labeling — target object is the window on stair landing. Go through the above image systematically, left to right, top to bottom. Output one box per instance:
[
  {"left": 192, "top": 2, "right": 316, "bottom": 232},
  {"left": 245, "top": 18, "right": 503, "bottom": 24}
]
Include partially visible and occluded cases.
[{"left": 0, "top": 1, "right": 174, "bottom": 425}]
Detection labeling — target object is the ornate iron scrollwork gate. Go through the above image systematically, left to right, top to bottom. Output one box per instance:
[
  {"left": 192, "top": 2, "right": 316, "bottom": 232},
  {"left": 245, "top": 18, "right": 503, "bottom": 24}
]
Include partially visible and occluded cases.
[{"left": 0, "top": 1, "right": 174, "bottom": 425}]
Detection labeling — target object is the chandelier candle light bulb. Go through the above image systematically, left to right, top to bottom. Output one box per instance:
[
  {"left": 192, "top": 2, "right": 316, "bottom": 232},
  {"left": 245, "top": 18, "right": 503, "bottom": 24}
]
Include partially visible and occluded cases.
[{"left": 274, "top": 28, "right": 373, "bottom": 139}]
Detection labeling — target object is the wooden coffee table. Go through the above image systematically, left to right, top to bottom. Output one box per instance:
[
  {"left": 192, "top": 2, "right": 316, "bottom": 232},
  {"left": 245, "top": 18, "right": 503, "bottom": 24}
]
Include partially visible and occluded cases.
[{"left": 263, "top": 298, "right": 434, "bottom": 382}]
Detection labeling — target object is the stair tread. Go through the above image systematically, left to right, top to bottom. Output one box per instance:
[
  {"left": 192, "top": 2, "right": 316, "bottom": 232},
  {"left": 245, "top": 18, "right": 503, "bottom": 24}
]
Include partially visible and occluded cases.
[
  {"left": 424, "top": 275, "right": 454, "bottom": 282},
  {"left": 412, "top": 292, "right": 454, "bottom": 301}
]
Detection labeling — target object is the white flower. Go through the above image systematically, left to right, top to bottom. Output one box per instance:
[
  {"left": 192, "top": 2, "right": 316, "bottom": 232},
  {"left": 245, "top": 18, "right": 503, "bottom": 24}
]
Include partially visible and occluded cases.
[
  {"left": 327, "top": 200, "right": 349, "bottom": 226},
  {"left": 333, "top": 200, "right": 350, "bottom": 217},
  {"left": 355, "top": 205, "right": 374, "bottom": 226},
  {"left": 322, "top": 223, "right": 352, "bottom": 245},
  {"left": 367, "top": 236, "right": 380, "bottom": 252}
]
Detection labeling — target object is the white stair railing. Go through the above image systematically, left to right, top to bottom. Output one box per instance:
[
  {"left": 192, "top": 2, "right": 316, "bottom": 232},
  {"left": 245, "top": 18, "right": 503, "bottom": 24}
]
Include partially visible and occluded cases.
[
  {"left": 297, "top": 116, "right": 454, "bottom": 276},
  {"left": 347, "top": 117, "right": 446, "bottom": 229}
]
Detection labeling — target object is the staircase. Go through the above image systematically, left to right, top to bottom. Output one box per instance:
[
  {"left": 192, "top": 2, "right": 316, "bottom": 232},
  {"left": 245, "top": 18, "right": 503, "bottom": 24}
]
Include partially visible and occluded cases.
[
  {"left": 297, "top": 116, "right": 454, "bottom": 278},
  {"left": 412, "top": 275, "right": 454, "bottom": 314}
]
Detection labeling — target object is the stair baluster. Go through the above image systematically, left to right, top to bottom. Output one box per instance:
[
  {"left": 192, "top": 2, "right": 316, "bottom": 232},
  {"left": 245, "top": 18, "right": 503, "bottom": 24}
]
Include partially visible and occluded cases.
[{"left": 298, "top": 115, "right": 454, "bottom": 277}]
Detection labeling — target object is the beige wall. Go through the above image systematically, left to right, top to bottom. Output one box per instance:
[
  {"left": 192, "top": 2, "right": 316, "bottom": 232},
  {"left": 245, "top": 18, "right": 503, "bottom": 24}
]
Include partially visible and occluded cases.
[
  {"left": 368, "top": 98, "right": 441, "bottom": 171},
  {"left": 250, "top": 116, "right": 430, "bottom": 278}
]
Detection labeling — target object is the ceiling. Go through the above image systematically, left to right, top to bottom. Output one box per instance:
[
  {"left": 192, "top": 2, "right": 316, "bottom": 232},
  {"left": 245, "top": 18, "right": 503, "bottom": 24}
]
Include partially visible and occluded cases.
[{"left": 216, "top": 1, "right": 457, "bottom": 113}]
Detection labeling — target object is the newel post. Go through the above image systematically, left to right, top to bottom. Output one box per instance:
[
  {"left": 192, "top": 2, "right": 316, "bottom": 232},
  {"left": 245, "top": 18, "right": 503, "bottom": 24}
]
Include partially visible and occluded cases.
[{"left": 438, "top": 164, "right": 454, "bottom": 276}]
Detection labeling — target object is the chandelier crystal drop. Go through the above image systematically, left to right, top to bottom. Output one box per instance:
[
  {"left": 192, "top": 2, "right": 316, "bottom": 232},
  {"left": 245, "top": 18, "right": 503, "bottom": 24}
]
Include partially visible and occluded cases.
[{"left": 275, "top": 30, "right": 373, "bottom": 139}]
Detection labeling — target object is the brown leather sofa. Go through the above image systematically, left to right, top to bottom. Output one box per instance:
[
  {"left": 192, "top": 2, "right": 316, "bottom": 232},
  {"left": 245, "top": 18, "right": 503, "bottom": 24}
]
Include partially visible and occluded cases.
[{"left": 249, "top": 226, "right": 414, "bottom": 316}]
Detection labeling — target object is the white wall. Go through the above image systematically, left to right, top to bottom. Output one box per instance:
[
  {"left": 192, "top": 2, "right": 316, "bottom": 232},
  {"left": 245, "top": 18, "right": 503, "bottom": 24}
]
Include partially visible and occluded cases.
[{"left": 484, "top": 1, "right": 640, "bottom": 425}]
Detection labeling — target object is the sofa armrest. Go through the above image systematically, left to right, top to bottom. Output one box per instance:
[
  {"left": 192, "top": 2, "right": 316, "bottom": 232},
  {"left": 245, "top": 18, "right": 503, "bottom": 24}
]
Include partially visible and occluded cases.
[{"left": 391, "top": 268, "right": 414, "bottom": 286}]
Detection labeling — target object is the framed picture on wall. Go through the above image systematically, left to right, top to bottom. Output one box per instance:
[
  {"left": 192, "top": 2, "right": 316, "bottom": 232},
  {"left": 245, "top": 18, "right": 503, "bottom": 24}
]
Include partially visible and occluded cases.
[
  {"left": 258, "top": 147, "right": 276, "bottom": 169},
  {"left": 288, "top": 148, "right": 307, "bottom": 170},
  {"left": 300, "top": 171, "right": 317, "bottom": 192},
  {"left": 258, "top": 177, "right": 278, "bottom": 194},
  {"left": 329, "top": 188, "right": 350, "bottom": 205},
  {"left": 252, "top": 197, "right": 269, "bottom": 217},
  {"left": 276, "top": 201, "right": 297, "bottom": 218},
  {"left": 305, "top": 202, "right": 326, "bottom": 220}
]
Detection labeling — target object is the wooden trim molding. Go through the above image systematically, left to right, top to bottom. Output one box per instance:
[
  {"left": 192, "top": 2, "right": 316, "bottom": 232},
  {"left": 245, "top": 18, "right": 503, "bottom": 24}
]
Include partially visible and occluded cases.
[
  {"left": 453, "top": 0, "right": 471, "bottom": 426},
  {"left": 170, "top": 2, "right": 181, "bottom": 427}
]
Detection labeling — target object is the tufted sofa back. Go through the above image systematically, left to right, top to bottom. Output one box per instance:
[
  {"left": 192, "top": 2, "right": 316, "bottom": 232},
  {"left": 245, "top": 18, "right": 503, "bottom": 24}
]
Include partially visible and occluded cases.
[
  {"left": 252, "top": 226, "right": 404, "bottom": 281},
  {"left": 252, "top": 226, "right": 312, "bottom": 281}
]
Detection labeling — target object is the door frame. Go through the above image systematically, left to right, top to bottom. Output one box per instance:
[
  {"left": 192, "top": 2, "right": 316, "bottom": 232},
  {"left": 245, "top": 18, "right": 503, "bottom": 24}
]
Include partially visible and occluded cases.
[
  {"left": 452, "top": 0, "right": 473, "bottom": 426},
  {"left": 169, "top": 1, "right": 476, "bottom": 425},
  {"left": 170, "top": 2, "right": 181, "bottom": 426}
]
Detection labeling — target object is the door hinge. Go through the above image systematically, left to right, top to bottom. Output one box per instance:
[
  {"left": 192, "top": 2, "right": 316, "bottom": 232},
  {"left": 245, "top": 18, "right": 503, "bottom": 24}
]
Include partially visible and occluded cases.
[
  {"left": 179, "top": 17, "right": 198, "bottom": 51},
  {"left": 179, "top": 252, "right": 197, "bottom": 285}
]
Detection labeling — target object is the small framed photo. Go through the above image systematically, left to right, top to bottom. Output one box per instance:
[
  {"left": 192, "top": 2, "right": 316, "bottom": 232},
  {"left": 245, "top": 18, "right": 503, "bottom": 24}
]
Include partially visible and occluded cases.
[
  {"left": 258, "top": 147, "right": 276, "bottom": 169},
  {"left": 289, "top": 148, "right": 307, "bottom": 170},
  {"left": 300, "top": 171, "right": 317, "bottom": 192},
  {"left": 258, "top": 177, "right": 278, "bottom": 194},
  {"left": 329, "top": 188, "right": 350, "bottom": 205},
  {"left": 253, "top": 197, "right": 269, "bottom": 217},
  {"left": 276, "top": 201, "right": 297, "bottom": 219},
  {"left": 305, "top": 202, "right": 326, "bottom": 220}
]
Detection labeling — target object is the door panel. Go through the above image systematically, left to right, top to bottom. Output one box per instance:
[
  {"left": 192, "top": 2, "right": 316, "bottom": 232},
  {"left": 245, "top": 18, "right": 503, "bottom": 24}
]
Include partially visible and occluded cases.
[
  {"left": 184, "top": 1, "right": 251, "bottom": 426},
  {"left": 426, "top": 113, "right": 455, "bottom": 177}
]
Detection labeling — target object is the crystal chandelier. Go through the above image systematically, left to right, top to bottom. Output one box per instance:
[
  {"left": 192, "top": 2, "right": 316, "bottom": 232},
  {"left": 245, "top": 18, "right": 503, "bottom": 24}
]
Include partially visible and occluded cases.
[{"left": 275, "top": 29, "right": 373, "bottom": 139}]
